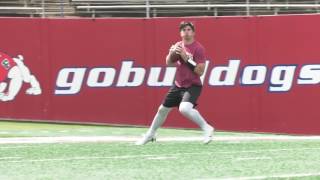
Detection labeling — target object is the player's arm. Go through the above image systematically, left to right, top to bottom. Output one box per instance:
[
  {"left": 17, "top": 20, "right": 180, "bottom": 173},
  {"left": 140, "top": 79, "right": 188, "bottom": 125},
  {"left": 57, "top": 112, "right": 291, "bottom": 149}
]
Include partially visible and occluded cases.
[
  {"left": 165, "top": 45, "right": 176, "bottom": 66},
  {"left": 182, "top": 58, "right": 205, "bottom": 76},
  {"left": 193, "top": 63, "right": 205, "bottom": 76}
]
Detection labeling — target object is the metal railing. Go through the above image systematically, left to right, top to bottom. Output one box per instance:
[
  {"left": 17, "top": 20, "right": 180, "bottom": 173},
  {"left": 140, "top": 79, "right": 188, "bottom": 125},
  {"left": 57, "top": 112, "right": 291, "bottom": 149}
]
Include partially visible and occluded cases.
[
  {"left": 0, "top": 0, "right": 74, "bottom": 17},
  {"left": 1, "top": 0, "right": 320, "bottom": 18},
  {"left": 75, "top": 3, "right": 320, "bottom": 18}
]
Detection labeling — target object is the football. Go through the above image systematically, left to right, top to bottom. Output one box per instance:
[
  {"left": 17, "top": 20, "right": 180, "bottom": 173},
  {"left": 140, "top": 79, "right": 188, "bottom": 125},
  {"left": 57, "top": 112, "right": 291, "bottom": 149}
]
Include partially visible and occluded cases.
[{"left": 169, "top": 52, "right": 180, "bottom": 62}]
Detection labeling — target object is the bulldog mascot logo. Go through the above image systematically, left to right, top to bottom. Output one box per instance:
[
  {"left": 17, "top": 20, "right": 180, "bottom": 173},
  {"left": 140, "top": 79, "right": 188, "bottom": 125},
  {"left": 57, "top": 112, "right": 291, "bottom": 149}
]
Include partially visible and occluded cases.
[{"left": 0, "top": 51, "right": 41, "bottom": 101}]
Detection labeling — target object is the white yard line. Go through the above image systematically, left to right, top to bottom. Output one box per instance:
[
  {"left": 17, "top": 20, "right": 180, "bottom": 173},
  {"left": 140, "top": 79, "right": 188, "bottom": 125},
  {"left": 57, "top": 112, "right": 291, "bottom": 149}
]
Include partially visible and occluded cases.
[
  {"left": 0, "top": 135, "right": 320, "bottom": 144},
  {"left": 205, "top": 172, "right": 320, "bottom": 180}
]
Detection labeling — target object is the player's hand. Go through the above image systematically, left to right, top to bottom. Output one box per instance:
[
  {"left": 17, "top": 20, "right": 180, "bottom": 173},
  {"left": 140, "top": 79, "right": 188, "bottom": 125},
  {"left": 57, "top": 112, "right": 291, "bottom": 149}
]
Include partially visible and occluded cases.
[
  {"left": 169, "top": 45, "right": 176, "bottom": 54},
  {"left": 175, "top": 45, "right": 188, "bottom": 61}
]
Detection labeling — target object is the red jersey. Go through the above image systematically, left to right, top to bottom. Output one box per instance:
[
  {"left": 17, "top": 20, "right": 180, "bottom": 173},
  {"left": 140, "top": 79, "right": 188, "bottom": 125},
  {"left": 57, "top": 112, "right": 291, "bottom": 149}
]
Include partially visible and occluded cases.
[
  {"left": 174, "top": 41, "right": 206, "bottom": 88},
  {"left": 0, "top": 52, "right": 16, "bottom": 81}
]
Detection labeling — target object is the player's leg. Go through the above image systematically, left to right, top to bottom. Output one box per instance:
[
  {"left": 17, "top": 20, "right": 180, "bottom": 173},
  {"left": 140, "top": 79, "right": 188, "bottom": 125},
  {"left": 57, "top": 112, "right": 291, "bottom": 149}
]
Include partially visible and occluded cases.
[
  {"left": 13, "top": 55, "right": 41, "bottom": 95},
  {"left": 0, "top": 66, "right": 23, "bottom": 101},
  {"left": 178, "top": 85, "right": 214, "bottom": 144},
  {"left": 135, "top": 86, "right": 180, "bottom": 145},
  {"left": 135, "top": 105, "right": 172, "bottom": 145},
  {"left": 146, "top": 105, "right": 172, "bottom": 137}
]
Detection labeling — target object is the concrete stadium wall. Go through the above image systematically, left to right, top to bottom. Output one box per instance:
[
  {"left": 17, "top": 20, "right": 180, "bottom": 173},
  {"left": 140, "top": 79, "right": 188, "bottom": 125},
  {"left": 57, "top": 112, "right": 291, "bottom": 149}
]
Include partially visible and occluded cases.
[{"left": 0, "top": 15, "right": 320, "bottom": 135}]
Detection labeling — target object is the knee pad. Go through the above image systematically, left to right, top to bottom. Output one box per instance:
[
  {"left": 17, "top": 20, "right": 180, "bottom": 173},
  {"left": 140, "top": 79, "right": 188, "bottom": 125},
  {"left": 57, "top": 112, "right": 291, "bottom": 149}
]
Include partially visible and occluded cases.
[{"left": 179, "top": 102, "right": 193, "bottom": 116}]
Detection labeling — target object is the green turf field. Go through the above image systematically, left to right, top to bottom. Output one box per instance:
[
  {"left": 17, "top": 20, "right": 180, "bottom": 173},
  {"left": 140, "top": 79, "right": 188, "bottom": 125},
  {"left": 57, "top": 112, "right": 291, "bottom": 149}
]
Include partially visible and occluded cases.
[{"left": 1, "top": 121, "right": 320, "bottom": 180}]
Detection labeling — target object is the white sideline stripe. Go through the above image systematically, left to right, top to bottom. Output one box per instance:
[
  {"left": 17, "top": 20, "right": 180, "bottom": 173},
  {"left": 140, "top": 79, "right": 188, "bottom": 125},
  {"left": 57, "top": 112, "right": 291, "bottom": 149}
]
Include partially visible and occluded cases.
[
  {"left": 78, "top": 129, "right": 91, "bottom": 132},
  {"left": 40, "top": 130, "right": 50, "bottom": 133},
  {"left": 59, "top": 130, "right": 69, "bottom": 133},
  {"left": 1, "top": 135, "right": 320, "bottom": 144},
  {"left": 0, "top": 145, "right": 36, "bottom": 149},
  {"left": 2, "top": 147, "right": 320, "bottom": 163},
  {"left": 4, "top": 155, "right": 173, "bottom": 163},
  {"left": 146, "top": 156, "right": 177, "bottom": 160},
  {"left": 0, "top": 157, "right": 22, "bottom": 160},
  {"left": 235, "top": 157, "right": 272, "bottom": 161},
  {"left": 205, "top": 172, "right": 320, "bottom": 180}
]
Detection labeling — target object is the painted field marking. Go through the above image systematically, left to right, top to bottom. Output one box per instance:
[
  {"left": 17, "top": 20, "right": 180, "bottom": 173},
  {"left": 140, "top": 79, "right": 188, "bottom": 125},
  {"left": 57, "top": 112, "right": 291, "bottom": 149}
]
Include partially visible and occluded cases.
[
  {"left": 1, "top": 135, "right": 320, "bottom": 144},
  {"left": 0, "top": 145, "right": 37, "bottom": 149},
  {"left": 2, "top": 146, "right": 320, "bottom": 163},
  {"left": 146, "top": 156, "right": 177, "bottom": 160},
  {"left": 0, "top": 157, "right": 22, "bottom": 160},
  {"left": 235, "top": 157, "right": 272, "bottom": 161},
  {"left": 201, "top": 172, "right": 320, "bottom": 180}
]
